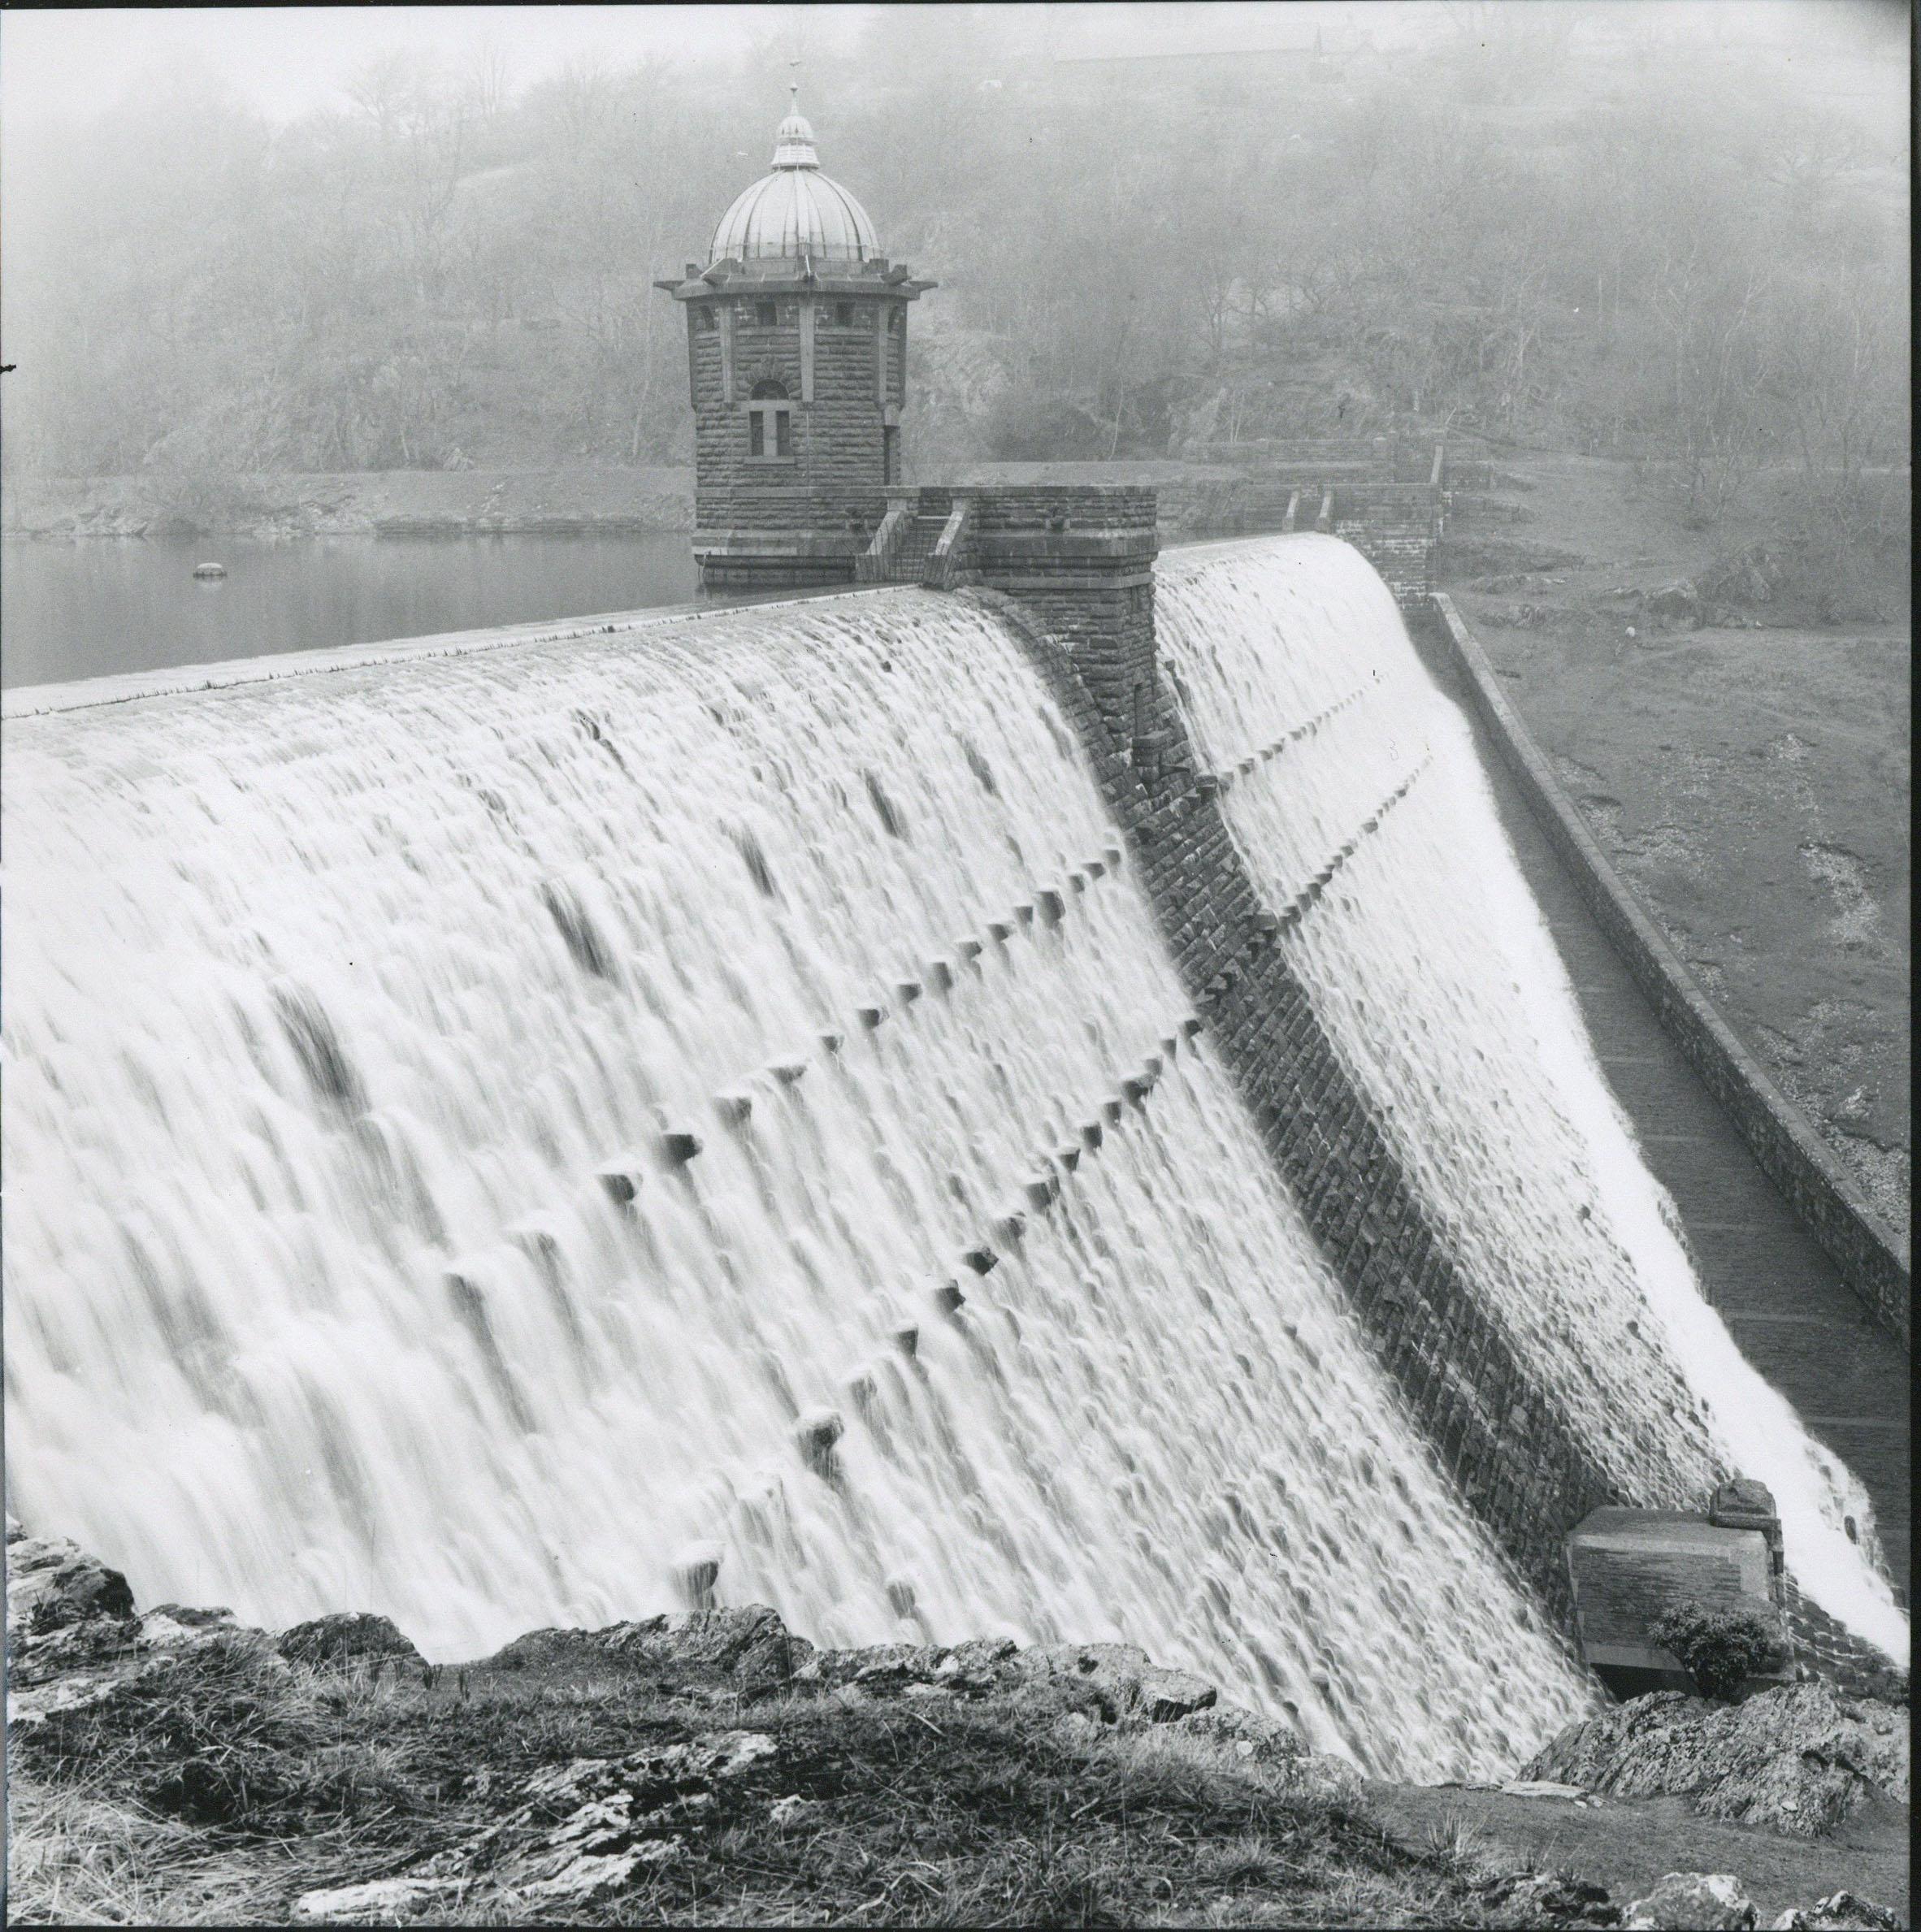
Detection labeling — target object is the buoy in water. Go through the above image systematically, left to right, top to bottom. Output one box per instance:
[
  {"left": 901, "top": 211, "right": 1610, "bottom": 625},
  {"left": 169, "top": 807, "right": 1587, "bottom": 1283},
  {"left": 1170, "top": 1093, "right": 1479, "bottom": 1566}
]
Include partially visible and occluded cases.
[{"left": 191, "top": 561, "right": 227, "bottom": 578}]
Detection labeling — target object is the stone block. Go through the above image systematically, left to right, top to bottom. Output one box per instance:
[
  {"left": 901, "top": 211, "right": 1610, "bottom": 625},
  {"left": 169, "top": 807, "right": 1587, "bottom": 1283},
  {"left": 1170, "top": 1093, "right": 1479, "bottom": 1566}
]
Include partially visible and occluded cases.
[{"left": 1567, "top": 1509, "right": 1787, "bottom": 1696}]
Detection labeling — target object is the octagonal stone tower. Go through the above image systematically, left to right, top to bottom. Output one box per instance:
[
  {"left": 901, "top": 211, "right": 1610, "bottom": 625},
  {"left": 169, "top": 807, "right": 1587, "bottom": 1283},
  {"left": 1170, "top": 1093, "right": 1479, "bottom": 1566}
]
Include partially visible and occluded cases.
[{"left": 656, "top": 93, "right": 936, "bottom": 587}]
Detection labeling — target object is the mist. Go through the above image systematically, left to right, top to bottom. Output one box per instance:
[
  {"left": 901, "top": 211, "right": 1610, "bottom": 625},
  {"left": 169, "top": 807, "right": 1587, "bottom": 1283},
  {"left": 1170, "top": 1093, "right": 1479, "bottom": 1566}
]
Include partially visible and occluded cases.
[{"left": 1, "top": 2, "right": 1907, "bottom": 493}]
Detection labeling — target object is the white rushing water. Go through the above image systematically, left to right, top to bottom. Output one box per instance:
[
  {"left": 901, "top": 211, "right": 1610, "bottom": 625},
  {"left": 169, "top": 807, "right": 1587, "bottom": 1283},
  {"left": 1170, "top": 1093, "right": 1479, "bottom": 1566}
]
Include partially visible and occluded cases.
[
  {"left": 1156, "top": 535, "right": 1906, "bottom": 1661},
  {"left": 5, "top": 586, "right": 1598, "bottom": 1780}
]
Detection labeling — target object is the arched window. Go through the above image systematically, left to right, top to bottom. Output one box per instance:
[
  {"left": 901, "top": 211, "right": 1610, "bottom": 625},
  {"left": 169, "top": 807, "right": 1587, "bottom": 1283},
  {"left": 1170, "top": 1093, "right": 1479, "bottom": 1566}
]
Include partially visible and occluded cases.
[{"left": 748, "top": 380, "right": 792, "bottom": 461}]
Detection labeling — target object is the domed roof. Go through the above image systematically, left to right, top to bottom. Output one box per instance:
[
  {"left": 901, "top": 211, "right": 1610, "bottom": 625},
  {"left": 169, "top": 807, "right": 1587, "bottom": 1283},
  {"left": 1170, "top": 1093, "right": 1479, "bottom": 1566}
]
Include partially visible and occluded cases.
[{"left": 709, "top": 92, "right": 878, "bottom": 266}]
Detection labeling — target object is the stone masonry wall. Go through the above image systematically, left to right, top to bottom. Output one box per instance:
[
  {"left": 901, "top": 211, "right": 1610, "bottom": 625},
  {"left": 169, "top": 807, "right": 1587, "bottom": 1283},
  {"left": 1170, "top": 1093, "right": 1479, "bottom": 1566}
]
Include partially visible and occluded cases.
[
  {"left": 689, "top": 294, "right": 902, "bottom": 535},
  {"left": 1333, "top": 487, "right": 1437, "bottom": 609},
  {"left": 952, "top": 510, "right": 1728, "bottom": 1640},
  {"left": 1429, "top": 592, "right": 1910, "bottom": 1346}
]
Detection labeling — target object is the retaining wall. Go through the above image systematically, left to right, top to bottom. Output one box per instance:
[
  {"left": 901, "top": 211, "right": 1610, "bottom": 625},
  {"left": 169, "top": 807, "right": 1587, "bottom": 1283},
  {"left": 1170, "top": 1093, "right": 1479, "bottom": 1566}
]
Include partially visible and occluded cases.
[
  {"left": 1333, "top": 486, "right": 1440, "bottom": 607},
  {"left": 1428, "top": 592, "right": 1910, "bottom": 1345}
]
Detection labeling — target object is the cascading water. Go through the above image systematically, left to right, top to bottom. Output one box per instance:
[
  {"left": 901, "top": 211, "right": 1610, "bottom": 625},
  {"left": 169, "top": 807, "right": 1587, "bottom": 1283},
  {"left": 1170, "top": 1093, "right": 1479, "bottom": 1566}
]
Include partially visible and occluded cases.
[
  {"left": 1155, "top": 535, "right": 1906, "bottom": 1661},
  {"left": 6, "top": 588, "right": 1597, "bottom": 1781}
]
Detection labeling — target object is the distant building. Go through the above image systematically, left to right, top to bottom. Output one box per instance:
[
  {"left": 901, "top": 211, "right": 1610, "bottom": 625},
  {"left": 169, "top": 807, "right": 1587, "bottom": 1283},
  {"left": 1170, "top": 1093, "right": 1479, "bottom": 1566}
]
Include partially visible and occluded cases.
[
  {"left": 1042, "top": 0, "right": 1372, "bottom": 76},
  {"left": 1047, "top": 36, "right": 1337, "bottom": 89},
  {"left": 655, "top": 93, "right": 935, "bottom": 588}
]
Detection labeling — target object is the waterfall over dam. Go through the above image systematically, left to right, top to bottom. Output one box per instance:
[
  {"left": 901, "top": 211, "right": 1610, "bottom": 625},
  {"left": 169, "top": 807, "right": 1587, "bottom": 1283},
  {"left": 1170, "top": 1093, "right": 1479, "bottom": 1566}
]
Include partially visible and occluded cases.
[
  {"left": 3, "top": 539, "right": 1902, "bottom": 1778},
  {"left": 1153, "top": 542, "right": 1903, "bottom": 1660}
]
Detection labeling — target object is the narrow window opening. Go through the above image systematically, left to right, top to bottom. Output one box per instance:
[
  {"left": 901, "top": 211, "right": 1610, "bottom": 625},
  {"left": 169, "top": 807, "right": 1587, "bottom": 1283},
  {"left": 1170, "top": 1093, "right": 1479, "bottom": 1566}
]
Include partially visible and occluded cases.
[
  {"left": 756, "top": 301, "right": 777, "bottom": 328},
  {"left": 835, "top": 302, "right": 854, "bottom": 327},
  {"left": 748, "top": 380, "right": 793, "bottom": 463}
]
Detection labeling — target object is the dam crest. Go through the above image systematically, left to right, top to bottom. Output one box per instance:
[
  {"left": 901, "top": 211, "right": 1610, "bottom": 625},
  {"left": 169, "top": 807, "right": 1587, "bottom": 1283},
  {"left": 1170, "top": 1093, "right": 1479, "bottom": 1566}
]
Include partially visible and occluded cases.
[{"left": 2, "top": 508, "right": 1905, "bottom": 1783}]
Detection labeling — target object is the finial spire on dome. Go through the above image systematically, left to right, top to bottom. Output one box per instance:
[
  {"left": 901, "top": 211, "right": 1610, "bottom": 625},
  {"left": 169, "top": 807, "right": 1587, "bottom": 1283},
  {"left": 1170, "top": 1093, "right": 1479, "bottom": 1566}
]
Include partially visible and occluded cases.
[
  {"left": 707, "top": 79, "right": 878, "bottom": 264},
  {"left": 772, "top": 83, "right": 819, "bottom": 170}
]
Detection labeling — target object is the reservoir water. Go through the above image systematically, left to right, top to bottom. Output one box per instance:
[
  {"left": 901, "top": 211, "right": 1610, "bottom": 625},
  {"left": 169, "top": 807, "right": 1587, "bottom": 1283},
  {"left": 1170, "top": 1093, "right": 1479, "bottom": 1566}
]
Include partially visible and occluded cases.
[{"left": 1, "top": 533, "right": 703, "bottom": 689}]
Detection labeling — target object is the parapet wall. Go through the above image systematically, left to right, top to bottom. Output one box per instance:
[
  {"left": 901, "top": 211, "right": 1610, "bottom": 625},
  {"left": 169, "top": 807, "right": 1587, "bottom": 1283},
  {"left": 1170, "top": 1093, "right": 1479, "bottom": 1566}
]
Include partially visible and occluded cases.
[{"left": 1428, "top": 592, "right": 1910, "bottom": 1345}]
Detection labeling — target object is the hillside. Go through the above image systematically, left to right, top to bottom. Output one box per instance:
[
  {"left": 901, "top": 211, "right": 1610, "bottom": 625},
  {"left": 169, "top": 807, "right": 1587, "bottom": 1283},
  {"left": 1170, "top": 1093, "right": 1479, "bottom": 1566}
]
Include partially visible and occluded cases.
[
  {"left": 2, "top": 11, "right": 1902, "bottom": 487},
  {"left": 1437, "top": 455, "right": 1911, "bottom": 1225},
  {"left": 7, "top": 1527, "right": 1909, "bottom": 1929}
]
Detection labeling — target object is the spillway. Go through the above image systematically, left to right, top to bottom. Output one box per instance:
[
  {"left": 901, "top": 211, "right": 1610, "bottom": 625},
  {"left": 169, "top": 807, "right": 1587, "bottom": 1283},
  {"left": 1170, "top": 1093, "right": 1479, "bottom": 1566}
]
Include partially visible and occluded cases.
[
  {"left": 1156, "top": 535, "right": 1906, "bottom": 1660},
  {"left": 4, "top": 544, "right": 1901, "bottom": 1786},
  {"left": 5, "top": 587, "right": 1591, "bottom": 1781}
]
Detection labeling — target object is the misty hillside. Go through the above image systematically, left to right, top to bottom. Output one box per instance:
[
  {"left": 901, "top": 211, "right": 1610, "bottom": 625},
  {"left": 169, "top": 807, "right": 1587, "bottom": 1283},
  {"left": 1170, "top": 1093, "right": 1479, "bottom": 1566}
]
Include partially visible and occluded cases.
[{"left": 1, "top": 3, "right": 1906, "bottom": 516}]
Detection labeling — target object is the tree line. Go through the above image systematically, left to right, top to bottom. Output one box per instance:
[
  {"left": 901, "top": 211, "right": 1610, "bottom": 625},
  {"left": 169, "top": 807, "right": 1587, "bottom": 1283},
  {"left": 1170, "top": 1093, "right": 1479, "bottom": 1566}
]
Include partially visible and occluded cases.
[{"left": 2, "top": 9, "right": 1906, "bottom": 536}]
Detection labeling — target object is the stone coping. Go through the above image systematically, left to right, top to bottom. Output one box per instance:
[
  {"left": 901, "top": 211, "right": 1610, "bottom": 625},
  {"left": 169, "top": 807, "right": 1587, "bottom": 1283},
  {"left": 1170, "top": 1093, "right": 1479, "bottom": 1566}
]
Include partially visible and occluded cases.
[{"left": 1570, "top": 1511, "right": 1772, "bottom": 1558}]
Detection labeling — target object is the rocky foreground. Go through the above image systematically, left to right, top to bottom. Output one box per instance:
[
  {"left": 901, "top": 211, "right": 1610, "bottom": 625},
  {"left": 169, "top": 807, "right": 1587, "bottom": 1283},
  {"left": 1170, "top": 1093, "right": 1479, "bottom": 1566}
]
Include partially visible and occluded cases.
[
  {"left": 5, "top": 1524, "right": 1908, "bottom": 1929},
  {"left": 1523, "top": 1685, "right": 1908, "bottom": 1839}
]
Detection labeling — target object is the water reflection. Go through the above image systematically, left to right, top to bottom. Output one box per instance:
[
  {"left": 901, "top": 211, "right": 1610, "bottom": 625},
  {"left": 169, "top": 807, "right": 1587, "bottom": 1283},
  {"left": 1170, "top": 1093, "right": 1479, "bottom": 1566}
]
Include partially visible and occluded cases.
[{"left": 2, "top": 533, "right": 705, "bottom": 688}]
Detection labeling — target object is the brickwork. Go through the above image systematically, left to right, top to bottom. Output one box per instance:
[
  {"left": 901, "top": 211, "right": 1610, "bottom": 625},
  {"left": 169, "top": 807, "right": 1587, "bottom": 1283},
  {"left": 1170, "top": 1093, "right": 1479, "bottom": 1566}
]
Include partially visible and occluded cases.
[
  {"left": 658, "top": 254, "right": 930, "bottom": 585},
  {"left": 687, "top": 290, "right": 904, "bottom": 539},
  {"left": 1333, "top": 487, "right": 1438, "bottom": 607},
  {"left": 949, "top": 500, "right": 1685, "bottom": 1639},
  {"left": 948, "top": 529, "right": 1910, "bottom": 1692},
  {"left": 1429, "top": 592, "right": 1910, "bottom": 1345},
  {"left": 1559, "top": 1480, "right": 1904, "bottom": 1700},
  {"left": 1566, "top": 1508, "right": 1789, "bottom": 1698}
]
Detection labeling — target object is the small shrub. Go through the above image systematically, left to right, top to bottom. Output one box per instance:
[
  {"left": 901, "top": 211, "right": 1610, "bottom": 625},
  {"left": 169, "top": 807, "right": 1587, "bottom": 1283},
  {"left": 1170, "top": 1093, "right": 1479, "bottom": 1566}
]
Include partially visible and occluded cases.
[
  {"left": 137, "top": 469, "right": 275, "bottom": 538},
  {"left": 1650, "top": 1601, "right": 1785, "bottom": 1700},
  {"left": 1417, "top": 1810, "right": 1491, "bottom": 1880}
]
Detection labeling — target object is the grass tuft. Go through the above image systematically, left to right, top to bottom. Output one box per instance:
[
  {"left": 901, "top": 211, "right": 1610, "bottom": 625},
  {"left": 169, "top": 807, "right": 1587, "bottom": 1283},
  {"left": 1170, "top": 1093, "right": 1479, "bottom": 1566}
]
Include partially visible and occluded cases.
[{"left": 6, "top": 1636, "right": 1650, "bottom": 1926}]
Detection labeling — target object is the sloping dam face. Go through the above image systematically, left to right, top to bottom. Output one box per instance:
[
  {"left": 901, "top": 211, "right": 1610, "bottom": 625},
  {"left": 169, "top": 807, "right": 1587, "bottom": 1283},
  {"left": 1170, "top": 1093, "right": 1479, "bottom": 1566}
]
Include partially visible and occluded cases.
[{"left": 2, "top": 538, "right": 1901, "bottom": 1779}]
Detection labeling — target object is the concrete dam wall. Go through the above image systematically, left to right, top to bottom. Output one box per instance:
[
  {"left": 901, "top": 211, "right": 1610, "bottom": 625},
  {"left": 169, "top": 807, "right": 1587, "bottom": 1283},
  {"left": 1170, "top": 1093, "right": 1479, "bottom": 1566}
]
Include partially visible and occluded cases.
[{"left": 2, "top": 535, "right": 1903, "bottom": 1779}]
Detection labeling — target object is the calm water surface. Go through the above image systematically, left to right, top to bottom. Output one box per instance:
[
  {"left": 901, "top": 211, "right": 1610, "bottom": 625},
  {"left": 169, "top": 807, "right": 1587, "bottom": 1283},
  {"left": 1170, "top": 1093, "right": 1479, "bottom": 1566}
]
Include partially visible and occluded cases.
[{"left": 2, "top": 533, "right": 713, "bottom": 689}]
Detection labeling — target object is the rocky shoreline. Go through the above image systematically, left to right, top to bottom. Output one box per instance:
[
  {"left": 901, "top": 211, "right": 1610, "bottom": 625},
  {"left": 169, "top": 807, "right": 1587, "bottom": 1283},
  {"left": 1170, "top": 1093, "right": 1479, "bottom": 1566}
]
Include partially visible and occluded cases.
[
  {"left": 1, "top": 468, "right": 696, "bottom": 540},
  {"left": 6, "top": 1520, "right": 1907, "bottom": 1928}
]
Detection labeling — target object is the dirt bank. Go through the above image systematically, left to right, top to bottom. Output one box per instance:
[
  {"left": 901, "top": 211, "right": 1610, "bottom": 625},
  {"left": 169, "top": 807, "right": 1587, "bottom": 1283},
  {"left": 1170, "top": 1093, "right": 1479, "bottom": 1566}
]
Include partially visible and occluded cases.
[
  {"left": 1439, "top": 456, "right": 1911, "bottom": 1227},
  {"left": 7, "top": 1524, "right": 1909, "bottom": 1929}
]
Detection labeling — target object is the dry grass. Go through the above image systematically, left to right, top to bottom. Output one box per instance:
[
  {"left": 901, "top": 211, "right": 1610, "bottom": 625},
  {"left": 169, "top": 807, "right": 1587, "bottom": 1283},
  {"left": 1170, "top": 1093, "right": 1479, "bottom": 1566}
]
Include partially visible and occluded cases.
[
  {"left": 6, "top": 1638, "right": 1516, "bottom": 1928},
  {"left": 6, "top": 1780, "right": 316, "bottom": 1926},
  {"left": 1367, "top": 1782, "right": 1911, "bottom": 1929}
]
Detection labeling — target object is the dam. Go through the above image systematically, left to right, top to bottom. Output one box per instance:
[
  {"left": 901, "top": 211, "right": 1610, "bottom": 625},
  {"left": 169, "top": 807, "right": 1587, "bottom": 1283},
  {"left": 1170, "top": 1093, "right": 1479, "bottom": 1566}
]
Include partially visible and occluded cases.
[{"left": 2, "top": 522, "right": 1906, "bottom": 1783}]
